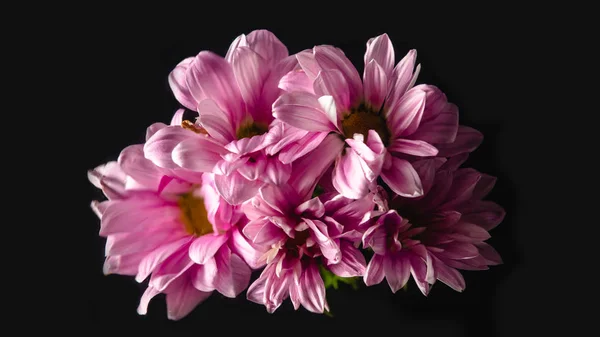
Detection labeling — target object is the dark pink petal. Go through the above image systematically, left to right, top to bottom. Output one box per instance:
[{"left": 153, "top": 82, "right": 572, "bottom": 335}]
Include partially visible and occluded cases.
[
  {"left": 246, "top": 29, "right": 288, "bottom": 65},
  {"left": 364, "top": 34, "right": 395, "bottom": 77},
  {"left": 313, "top": 45, "right": 363, "bottom": 105},
  {"left": 231, "top": 46, "right": 269, "bottom": 113},
  {"left": 385, "top": 49, "right": 418, "bottom": 110},
  {"left": 188, "top": 51, "right": 244, "bottom": 124},
  {"left": 255, "top": 55, "right": 299, "bottom": 123},
  {"left": 168, "top": 57, "right": 198, "bottom": 110},
  {"left": 363, "top": 60, "right": 388, "bottom": 111},
  {"left": 279, "top": 69, "right": 314, "bottom": 93},
  {"left": 314, "top": 69, "right": 351, "bottom": 112},
  {"left": 387, "top": 87, "right": 426, "bottom": 138},
  {"left": 272, "top": 91, "right": 337, "bottom": 132},
  {"left": 197, "top": 99, "right": 235, "bottom": 144},
  {"left": 409, "top": 103, "right": 459, "bottom": 144},
  {"left": 144, "top": 126, "right": 193, "bottom": 169},
  {"left": 435, "top": 126, "right": 483, "bottom": 157},
  {"left": 288, "top": 134, "right": 345, "bottom": 200},
  {"left": 171, "top": 135, "right": 225, "bottom": 172},
  {"left": 388, "top": 139, "right": 438, "bottom": 157},
  {"left": 332, "top": 149, "right": 371, "bottom": 199},
  {"left": 440, "top": 153, "right": 469, "bottom": 172},
  {"left": 262, "top": 155, "right": 292, "bottom": 185},
  {"left": 381, "top": 156, "right": 423, "bottom": 197},
  {"left": 411, "top": 159, "right": 438, "bottom": 195},
  {"left": 441, "top": 168, "right": 482, "bottom": 209},
  {"left": 415, "top": 170, "right": 453, "bottom": 211},
  {"left": 214, "top": 171, "right": 263, "bottom": 205},
  {"left": 471, "top": 174, "right": 498, "bottom": 200},
  {"left": 260, "top": 184, "right": 296, "bottom": 215},
  {"left": 330, "top": 193, "right": 376, "bottom": 228},
  {"left": 295, "top": 197, "right": 325, "bottom": 218},
  {"left": 458, "top": 200, "right": 506, "bottom": 231},
  {"left": 423, "top": 211, "right": 462, "bottom": 230},
  {"left": 305, "top": 218, "right": 341, "bottom": 264},
  {"left": 244, "top": 219, "right": 287, "bottom": 246},
  {"left": 362, "top": 222, "right": 387, "bottom": 254},
  {"left": 452, "top": 222, "right": 492, "bottom": 242},
  {"left": 188, "top": 234, "right": 229, "bottom": 264},
  {"left": 135, "top": 238, "right": 192, "bottom": 282},
  {"left": 327, "top": 241, "right": 366, "bottom": 277},
  {"left": 437, "top": 242, "right": 479, "bottom": 260},
  {"left": 475, "top": 242, "right": 503, "bottom": 265},
  {"left": 214, "top": 246, "right": 251, "bottom": 298},
  {"left": 149, "top": 250, "right": 195, "bottom": 291},
  {"left": 409, "top": 252, "right": 430, "bottom": 296},
  {"left": 364, "top": 254, "right": 385, "bottom": 286},
  {"left": 384, "top": 254, "right": 411, "bottom": 293},
  {"left": 431, "top": 254, "right": 466, "bottom": 292},
  {"left": 191, "top": 258, "right": 217, "bottom": 291},
  {"left": 298, "top": 262, "right": 327, "bottom": 313},
  {"left": 165, "top": 279, "right": 212, "bottom": 320}
]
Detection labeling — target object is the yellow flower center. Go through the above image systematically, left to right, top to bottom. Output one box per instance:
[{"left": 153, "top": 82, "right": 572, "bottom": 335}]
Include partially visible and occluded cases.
[
  {"left": 341, "top": 103, "right": 390, "bottom": 146},
  {"left": 236, "top": 120, "right": 269, "bottom": 140},
  {"left": 177, "top": 192, "right": 213, "bottom": 236}
]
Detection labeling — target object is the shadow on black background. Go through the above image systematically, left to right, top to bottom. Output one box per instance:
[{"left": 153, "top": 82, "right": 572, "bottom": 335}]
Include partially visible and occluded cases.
[{"left": 68, "top": 7, "right": 551, "bottom": 337}]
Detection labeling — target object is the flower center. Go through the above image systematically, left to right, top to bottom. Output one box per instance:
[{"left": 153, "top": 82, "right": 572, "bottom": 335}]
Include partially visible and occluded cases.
[
  {"left": 341, "top": 104, "right": 390, "bottom": 145},
  {"left": 236, "top": 121, "right": 269, "bottom": 140},
  {"left": 177, "top": 191, "right": 213, "bottom": 236},
  {"left": 284, "top": 230, "right": 311, "bottom": 258}
]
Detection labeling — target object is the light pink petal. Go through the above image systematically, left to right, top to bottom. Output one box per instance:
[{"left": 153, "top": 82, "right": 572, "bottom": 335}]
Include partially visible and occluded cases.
[
  {"left": 246, "top": 29, "right": 288, "bottom": 64},
  {"left": 225, "top": 34, "right": 248, "bottom": 63},
  {"left": 364, "top": 34, "right": 395, "bottom": 77},
  {"left": 231, "top": 46, "right": 269, "bottom": 113},
  {"left": 313, "top": 46, "right": 363, "bottom": 105},
  {"left": 296, "top": 49, "right": 321, "bottom": 80},
  {"left": 385, "top": 49, "right": 418, "bottom": 110},
  {"left": 188, "top": 51, "right": 244, "bottom": 125},
  {"left": 255, "top": 55, "right": 299, "bottom": 121},
  {"left": 168, "top": 57, "right": 198, "bottom": 110},
  {"left": 363, "top": 60, "right": 389, "bottom": 111},
  {"left": 314, "top": 69, "right": 351, "bottom": 112},
  {"left": 279, "top": 70, "right": 314, "bottom": 93},
  {"left": 414, "top": 84, "right": 448, "bottom": 122},
  {"left": 387, "top": 87, "right": 426, "bottom": 138},
  {"left": 272, "top": 92, "right": 337, "bottom": 132},
  {"left": 317, "top": 95, "right": 342, "bottom": 132},
  {"left": 197, "top": 99, "right": 235, "bottom": 144},
  {"left": 408, "top": 103, "right": 459, "bottom": 144},
  {"left": 147, "top": 122, "right": 168, "bottom": 141},
  {"left": 144, "top": 126, "right": 194, "bottom": 169},
  {"left": 435, "top": 126, "right": 484, "bottom": 157},
  {"left": 273, "top": 128, "right": 328, "bottom": 165},
  {"left": 345, "top": 131, "right": 386, "bottom": 182},
  {"left": 224, "top": 132, "right": 276, "bottom": 155},
  {"left": 288, "top": 134, "right": 345, "bottom": 200},
  {"left": 171, "top": 135, "right": 224, "bottom": 172},
  {"left": 388, "top": 139, "right": 438, "bottom": 157},
  {"left": 118, "top": 145, "right": 168, "bottom": 191},
  {"left": 332, "top": 149, "right": 371, "bottom": 200},
  {"left": 237, "top": 155, "right": 267, "bottom": 182},
  {"left": 262, "top": 155, "right": 292, "bottom": 185},
  {"left": 381, "top": 156, "right": 423, "bottom": 197},
  {"left": 87, "top": 161, "right": 127, "bottom": 199},
  {"left": 214, "top": 171, "right": 263, "bottom": 205},
  {"left": 259, "top": 184, "right": 296, "bottom": 215},
  {"left": 330, "top": 194, "right": 375, "bottom": 228},
  {"left": 101, "top": 197, "right": 178, "bottom": 236},
  {"left": 295, "top": 197, "right": 325, "bottom": 219},
  {"left": 458, "top": 200, "right": 506, "bottom": 231},
  {"left": 305, "top": 218, "right": 341, "bottom": 264},
  {"left": 243, "top": 219, "right": 287, "bottom": 246},
  {"left": 362, "top": 221, "right": 388, "bottom": 255},
  {"left": 230, "top": 227, "right": 266, "bottom": 269},
  {"left": 105, "top": 228, "right": 181, "bottom": 257},
  {"left": 189, "top": 234, "right": 229, "bottom": 264},
  {"left": 135, "top": 238, "right": 192, "bottom": 282},
  {"left": 327, "top": 241, "right": 366, "bottom": 277},
  {"left": 476, "top": 242, "right": 503, "bottom": 265},
  {"left": 214, "top": 245, "right": 251, "bottom": 298},
  {"left": 149, "top": 249, "right": 195, "bottom": 291},
  {"left": 103, "top": 251, "right": 146, "bottom": 276},
  {"left": 409, "top": 252, "right": 430, "bottom": 296},
  {"left": 364, "top": 254, "right": 385, "bottom": 286},
  {"left": 383, "top": 254, "right": 411, "bottom": 293},
  {"left": 431, "top": 254, "right": 466, "bottom": 292},
  {"left": 192, "top": 257, "right": 217, "bottom": 291},
  {"left": 298, "top": 263, "right": 327, "bottom": 313},
  {"left": 264, "top": 267, "right": 292, "bottom": 313},
  {"left": 246, "top": 268, "right": 268, "bottom": 305},
  {"left": 165, "top": 280, "right": 212, "bottom": 320},
  {"left": 289, "top": 280, "right": 301, "bottom": 310},
  {"left": 137, "top": 286, "right": 161, "bottom": 316}
]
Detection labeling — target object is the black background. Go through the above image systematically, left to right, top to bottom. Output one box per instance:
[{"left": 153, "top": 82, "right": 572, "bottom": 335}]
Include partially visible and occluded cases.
[{"left": 68, "top": 6, "right": 563, "bottom": 337}]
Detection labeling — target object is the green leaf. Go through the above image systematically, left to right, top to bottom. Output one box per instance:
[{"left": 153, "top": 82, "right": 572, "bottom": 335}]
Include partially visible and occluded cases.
[{"left": 319, "top": 264, "right": 360, "bottom": 290}]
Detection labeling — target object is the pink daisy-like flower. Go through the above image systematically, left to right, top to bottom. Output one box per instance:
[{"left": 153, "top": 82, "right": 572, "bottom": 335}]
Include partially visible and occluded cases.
[
  {"left": 144, "top": 30, "right": 322, "bottom": 205},
  {"left": 272, "top": 33, "right": 480, "bottom": 200},
  {"left": 88, "top": 120, "right": 264, "bottom": 320},
  {"left": 241, "top": 135, "right": 374, "bottom": 313},
  {"left": 362, "top": 154, "right": 505, "bottom": 293}
]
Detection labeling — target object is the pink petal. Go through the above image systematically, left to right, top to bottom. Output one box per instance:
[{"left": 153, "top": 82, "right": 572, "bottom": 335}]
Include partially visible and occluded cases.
[
  {"left": 246, "top": 29, "right": 288, "bottom": 65},
  {"left": 225, "top": 34, "right": 248, "bottom": 63},
  {"left": 364, "top": 34, "right": 395, "bottom": 77},
  {"left": 313, "top": 45, "right": 363, "bottom": 106},
  {"left": 231, "top": 46, "right": 269, "bottom": 113},
  {"left": 296, "top": 49, "right": 321, "bottom": 80},
  {"left": 385, "top": 49, "right": 418, "bottom": 110},
  {"left": 188, "top": 51, "right": 244, "bottom": 125},
  {"left": 254, "top": 55, "right": 299, "bottom": 122},
  {"left": 168, "top": 57, "right": 198, "bottom": 110},
  {"left": 363, "top": 60, "right": 389, "bottom": 111},
  {"left": 314, "top": 69, "right": 351, "bottom": 112},
  {"left": 279, "top": 70, "right": 314, "bottom": 94},
  {"left": 387, "top": 87, "right": 426, "bottom": 138},
  {"left": 272, "top": 91, "right": 337, "bottom": 132},
  {"left": 317, "top": 95, "right": 342, "bottom": 132},
  {"left": 197, "top": 99, "right": 235, "bottom": 144},
  {"left": 408, "top": 103, "right": 459, "bottom": 144},
  {"left": 147, "top": 122, "right": 168, "bottom": 141},
  {"left": 144, "top": 126, "right": 193, "bottom": 169},
  {"left": 435, "top": 126, "right": 483, "bottom": 157},
  {"left": 345, "top": 131, "right": 386, "bottom": 182},
  {"left": 288, "top": 134, "right": 344, "bottom": 200},
  {"left": 171, "top": 135, "right": 225, "bottom": 173},
  {"left": 388, "top": 139, "right": 438, "bottom": 157},
  {"left": 118, "top": 145, "right": 167, "bottom": 191},
  {"left": 332, "top": 149, "right": 371, "bottom": 200},
  {"left": 440, "top": 153, "right": 469, "bottom": 172},
  {"left": 237, "top": 155, "right": 267, "bottom": 182},
  {"left": 262, "top": 155, "right": 292, "bottom": 185},
  {"left": 381, "top": 156, "right": 423, "bottom": 197},
  {"left": 411, "top": 158, "right": 438, "bottom": 195},
  {"left": 88, "top": 161, "right": 127, "bottom": 199},
  {"left": 441, "top": 168, "right": 482, "bottom": 208},
  {"left": 415, "top": 170, "right": 453, "bottom": 210},
  {"left": 214, "top": 171, "right": 263, "bottom": 205},
  {"left": 472, "top": 174, "right": 497, "bottom": 200},
  {"left": 259, "top": 184, "right": 296, "bottom": 214},
  {"left": 101, "top": 197, "right": 178, "bottom": 236},
  {"left": 295, "top": 197, "right": 325, "bottom": 219},
  {"left": 458, "top": 200, "right": 506, "bottom": 231},
  {"left": 243, "top": 219, "right": 286, "bottom": 246},
  {"left": 305, "top": 219, "right": 341, "bottom": 264},
  {"left": 362, "top": 222, "right": 387, "bottom": 254},
  {"left": 452, "top": 222, "right": 492, "bottom": 242},
  {"left": 230, "top": 227, "right": 266, "bottom": 269},
  {"left": 105, "top": 229, "right": 181, "bottom": 257},
  {"left": 188, "top": 234, "right": 228, "bottom": 264},
  {"left": 135, "top": 238, "right": 192, "bottom": 282},
  {"left": 327, "top": 241, "right": 366, "bottom": 277},
  {"left": 438, "top": 242, "right": 479, "bottom": 260},
  {"left": 475, "top": 242, "right": 503, "bottom": 265},
  {"left": 214, "top": 245, "right": 251, "bottom": 298},
  {"left": 149, "top": 249, "right": 195, "bottom": 291},
  {"left": 103, "top": 251, "right": 146, "bottom": 276},
  {"left": 409, "top": 252, "right": 430, "bottom": 296},
  {"left": 383, "top": 253, "right": 411, "bottom": 293},
  {"left": 364, "top": 254, "right": 385, "bottom": 286},
  {"left": 431, "top": 254, "right": 465, "bottom": 292},
  {"left": 192, "top": 257, "right": 217, "bottom": 291},
  {"left": 298, "top": 262, "right": 327, "bottom": 313},
  {"left": 264, "top": 266, "right": 292, "bottom": 313},
  {"left": 246, "top": 268, "right": 268, "bottom": 305},
  {"left": 165, "top": 280, "right": 212, "bottom": 320},
  {"left": 137, "top": 286, "right": 161, "bottom": 316}
]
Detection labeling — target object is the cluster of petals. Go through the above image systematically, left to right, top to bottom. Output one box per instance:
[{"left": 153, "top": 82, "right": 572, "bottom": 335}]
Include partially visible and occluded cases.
[{"left": 88, "top": 29, "right": 504, "bottom": 319}]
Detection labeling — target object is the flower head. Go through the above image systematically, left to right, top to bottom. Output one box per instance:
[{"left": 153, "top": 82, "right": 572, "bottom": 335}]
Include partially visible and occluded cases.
[{"left": 89, "top": 120, "right": 264, "bottom": 320}]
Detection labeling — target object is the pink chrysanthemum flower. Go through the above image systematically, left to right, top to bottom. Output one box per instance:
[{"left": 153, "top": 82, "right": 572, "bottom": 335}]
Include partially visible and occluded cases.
[
  {"left": 144, "top": 30, "right": 322, "bottom": 205},
  {"left": 272, "top": 33, "right": 484, "bottom": 200},
  {"left": 88, "top": 120, "right": 264, "bottom": 320},
  {"left": 241, "top": 135, "right": 374, "bottom": 313},
  {"left": 362, "top": 155, "right": 505, "bottom": 293}
]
